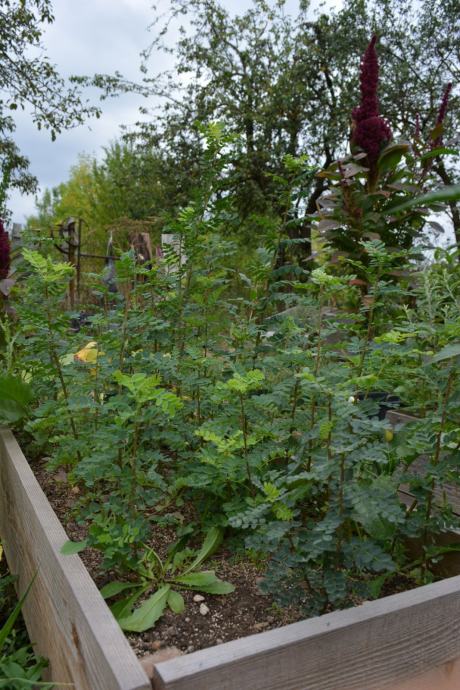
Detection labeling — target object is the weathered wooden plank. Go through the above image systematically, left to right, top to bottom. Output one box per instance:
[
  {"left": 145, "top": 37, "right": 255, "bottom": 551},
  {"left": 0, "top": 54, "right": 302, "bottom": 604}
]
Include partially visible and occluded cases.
[
  {"left": 386, "top": 410, "right": 420, "bottom": 426},
  {"left": 0, "top": 428, "right": 151, "bottom": 690},
  {"left": 153, "top": 574, "right": 460, "bottom": 690},
  {"left": 384, "top": 658, "right": 460, "bottom": 690}
]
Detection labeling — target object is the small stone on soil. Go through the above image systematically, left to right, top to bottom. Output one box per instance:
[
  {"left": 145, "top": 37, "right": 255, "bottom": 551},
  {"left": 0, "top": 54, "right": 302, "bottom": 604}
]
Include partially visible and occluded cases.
[
  {"left": 53, "top": 469, "right": 68, "bottom": 483},
  {"left": 193, "top": 594, "right": 205, "bottom": 603},
  {"left": 199, "top": 603, "right": 210, "bottom": 616}
]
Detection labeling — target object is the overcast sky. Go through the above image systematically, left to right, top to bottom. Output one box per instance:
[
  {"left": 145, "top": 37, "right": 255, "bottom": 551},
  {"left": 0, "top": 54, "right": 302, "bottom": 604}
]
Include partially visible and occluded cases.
[
  {"left": 9, "top": 0, "right": 342, "bottom": 224},
  {"left": 9, "top": 0, "right": 156, "bottom": 222}
]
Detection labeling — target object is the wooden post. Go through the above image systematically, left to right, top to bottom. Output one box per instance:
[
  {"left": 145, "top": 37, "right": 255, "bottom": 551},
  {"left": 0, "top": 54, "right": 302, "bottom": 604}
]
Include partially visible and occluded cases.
[
  {"left": 76, "top": 217, "right": 82, "bottom": 303},
  {"left": 67, "top": 218, "right": 77, "bottom": 309}
]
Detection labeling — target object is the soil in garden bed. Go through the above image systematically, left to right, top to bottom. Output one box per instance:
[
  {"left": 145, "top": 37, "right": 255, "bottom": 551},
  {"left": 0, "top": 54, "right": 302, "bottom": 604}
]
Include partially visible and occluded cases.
[
  {"left": 32, "top": 458, "right": 415, "bottom": 659},
  {"left": 32, "top": 459, "right": 304, "bottom": 656}
]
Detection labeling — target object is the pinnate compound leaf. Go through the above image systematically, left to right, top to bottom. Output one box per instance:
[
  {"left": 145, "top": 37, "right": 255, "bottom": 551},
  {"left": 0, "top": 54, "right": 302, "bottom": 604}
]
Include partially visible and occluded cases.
[{"left": 323, "top": 570, "right": 347, "bottom": 605}]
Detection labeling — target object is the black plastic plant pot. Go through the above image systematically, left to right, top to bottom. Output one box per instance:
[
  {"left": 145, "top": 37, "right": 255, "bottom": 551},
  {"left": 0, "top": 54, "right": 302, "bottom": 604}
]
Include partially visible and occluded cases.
[{"left": 355, "top": 391, "right": 403, "bottom": 420}]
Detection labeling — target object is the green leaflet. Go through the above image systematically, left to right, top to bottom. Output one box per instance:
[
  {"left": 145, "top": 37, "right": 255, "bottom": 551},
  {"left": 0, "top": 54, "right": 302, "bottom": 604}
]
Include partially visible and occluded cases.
[
  {"left": 60, "top": 540, "right": 87, "bottom": 555},
  {"left": 100, "top": 581, "right": 139, "bottom": 599},
  {"left": 167, "top": 589, "right": 185, "bottom": 614}
]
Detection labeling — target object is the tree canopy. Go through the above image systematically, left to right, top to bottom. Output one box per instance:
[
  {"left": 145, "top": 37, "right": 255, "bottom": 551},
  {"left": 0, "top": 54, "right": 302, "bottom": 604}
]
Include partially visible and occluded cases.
[
  {"left": 0, "top": 0, "right": 99, "bottom": 213},
  {"left": 27, "top": 0, "right": 460, "bottom": 259},
  {"left": 87, "top": 0, "right": 459, "bottom": 247}
]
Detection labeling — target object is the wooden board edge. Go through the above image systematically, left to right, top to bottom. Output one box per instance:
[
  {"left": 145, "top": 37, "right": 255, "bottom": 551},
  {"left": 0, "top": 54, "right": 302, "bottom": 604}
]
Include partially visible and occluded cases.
[
  {"left": 386, "top": 410, "right": 420, "bottom": 425},
  {"left": 0, "top": 427, "right": 151, "bottom": 690},
  {"left": 153, "top": 563, "right": 460, "bottom": 689}
]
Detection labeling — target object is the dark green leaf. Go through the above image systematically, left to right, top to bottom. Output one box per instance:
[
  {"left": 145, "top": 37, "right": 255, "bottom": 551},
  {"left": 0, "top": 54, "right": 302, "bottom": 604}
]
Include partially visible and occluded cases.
[
  {"left": 377, "top": 142, "right": 409, "bottom": 174},
  {"left": 420, "top": 147, "right": 458, "bottom": 162},
  {"left": 386, "top": 185, "right": 460, "bottom": 214},
  {"left": 428, "top": 343, "right": 460, "bottom": 364},
  {"left": 0, "top": 375, "right": 33, "bottom": 423},
  {"left": 183, "top": 526, "right": 223, "bottom": 574},
  {"left": 174, "top": 570, "right": 235, "bottom": 594},
  {"left": 0, "top": 573, "right": 37, "bottom": 652},
  {"left": 100, "top": 581, "right": 137, "bottom": 599},
  {"left": 118, "top": 585, "right": 171, "bottom": 632},
  {"left": 110, "top": 586, "right": 147, "bottom": 620},
  {"left": 167, "top": 589, "right": 185, "bottom": 614}
]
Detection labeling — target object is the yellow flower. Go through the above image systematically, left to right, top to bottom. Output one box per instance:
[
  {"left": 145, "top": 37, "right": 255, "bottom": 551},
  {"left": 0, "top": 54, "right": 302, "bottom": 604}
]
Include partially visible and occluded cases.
[
  {"left": 74, "top": 341, "right": 99, "bottom": 364},
  {"left": 385, "top": 428, "right": 394, "bottom": 443}
]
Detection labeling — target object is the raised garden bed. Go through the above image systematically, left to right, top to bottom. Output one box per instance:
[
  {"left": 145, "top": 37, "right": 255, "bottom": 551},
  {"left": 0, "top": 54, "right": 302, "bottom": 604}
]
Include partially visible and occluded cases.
[
  {"left": 0, "top": 427, "right": 150, "bottom": 690},
  {"left": 2, "top": 427, "right": 460, "bottom": 690}
]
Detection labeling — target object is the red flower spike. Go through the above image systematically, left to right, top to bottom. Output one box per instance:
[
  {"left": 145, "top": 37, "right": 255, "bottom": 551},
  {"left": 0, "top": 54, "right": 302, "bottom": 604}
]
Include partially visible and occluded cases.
[
  {"left": 352, "top": 35, "right": 392, "bottom": 164},
  {"left": 353, "top": 35, "right": 379, "bottom": 122},
  {"left": 433, "top": 82, "right": 452, "bottom": 147},
  {"left": 0, "top": 219, "right": 11, "bottom": 280}
]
